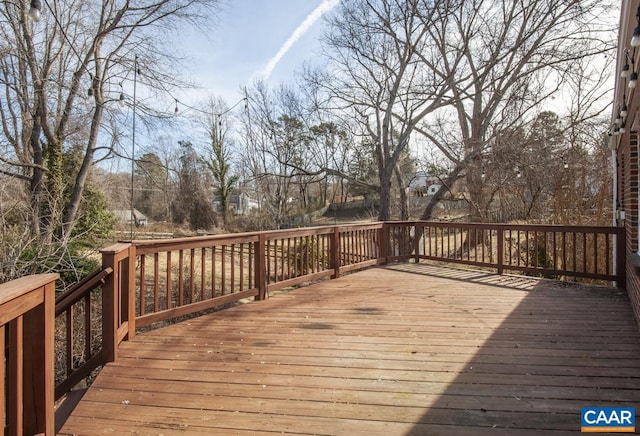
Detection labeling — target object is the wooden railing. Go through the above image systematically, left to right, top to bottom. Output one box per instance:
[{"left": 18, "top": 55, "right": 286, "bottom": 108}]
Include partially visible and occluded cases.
[
  {"left": 2, "top": 221, "right": 626, "bottom": 433},
  {"left": 129, "top": 222, "right": 624, "bottom": 330},
  {"left": 384, "top": 222, "right": 625, "bottom": 284},
  {"left": 130, "top": 223, "right": 386, "bottom": 328},
  {"left": 263, "top": 223, "right": 383, "bottom": 293},
  {"left": 133, "top": 233, "right": 260, "bottom": 328},
  {"left": 100, "top": 243, "right": 136, "bottom": 360},
  {"left": 54, "top": 268, "right": 111, "bottom": 400},
  {"left": 1, "top": 274, "right": 57, "bottom": 435}
]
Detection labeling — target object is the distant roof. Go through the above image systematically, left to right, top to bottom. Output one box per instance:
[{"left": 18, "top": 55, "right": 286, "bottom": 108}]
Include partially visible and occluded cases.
[{"left": 111, "top": 209, "right": 148, "bottom": 221}]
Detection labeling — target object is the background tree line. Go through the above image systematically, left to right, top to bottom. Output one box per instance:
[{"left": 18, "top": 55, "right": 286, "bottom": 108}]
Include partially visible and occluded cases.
[{"left": 0, "top": 0, "right": 616, "bottom": 283}]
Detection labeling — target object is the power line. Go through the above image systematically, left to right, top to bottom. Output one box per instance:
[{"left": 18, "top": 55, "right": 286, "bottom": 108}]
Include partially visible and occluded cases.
[
  {"left": 36, "top": 1, "right": 248, "bottom": 120},
  {"left": 168, "top": 93, "right": 248, "bottom": 118}
]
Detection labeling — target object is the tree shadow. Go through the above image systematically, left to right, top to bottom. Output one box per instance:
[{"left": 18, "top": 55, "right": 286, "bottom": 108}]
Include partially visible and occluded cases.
[{"left": 384, "top": 263, "right": 640, "bottom": 435}]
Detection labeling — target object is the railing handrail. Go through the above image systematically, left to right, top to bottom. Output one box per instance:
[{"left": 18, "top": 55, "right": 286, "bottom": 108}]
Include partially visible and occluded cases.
[
  {"left": 125, "top": 221, "right": 623, "bottom": 247},
  {"left": 415, "top": 221, "right": 623, "bottom": 233},
  {"left": 130, "top": 222, "right": 386, "bottom": 251},
  {"left": 53, "top": 265, "right": 115, "bottom": 402},
  {"left": 55, "top": 267, "right": 112, "bottom": 316},
  {"left": 0, "top": 273, "right": 58, "bottom": 308}
]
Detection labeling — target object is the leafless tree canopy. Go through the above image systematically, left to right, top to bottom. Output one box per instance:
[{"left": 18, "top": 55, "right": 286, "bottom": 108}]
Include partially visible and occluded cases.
[
  {"left": 0, "top": 0, "right": 220, "bottom": 244},
  {"left": 309, "top": 0, "right": 614, "bottom": 221}
]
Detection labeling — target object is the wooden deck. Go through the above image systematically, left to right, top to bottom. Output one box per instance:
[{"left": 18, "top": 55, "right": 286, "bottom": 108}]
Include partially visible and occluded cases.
[{"left": 59, "top": 264, "right": 640, "bottom": 435}]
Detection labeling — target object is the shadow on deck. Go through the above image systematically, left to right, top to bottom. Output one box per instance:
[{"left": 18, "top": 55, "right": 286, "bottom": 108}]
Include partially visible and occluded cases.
[{"left": 59, "top": 264, "right": 640, "bottom": 435}]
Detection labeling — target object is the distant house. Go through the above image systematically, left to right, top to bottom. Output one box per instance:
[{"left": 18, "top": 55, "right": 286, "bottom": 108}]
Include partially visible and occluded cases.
[
  {"left": 408, "top": 171, "right": 429, "bottom": 193},
  {"left": 409, "top": 171, "right": 442, "bottom": 197},
  {"left": 213, "top": 191, "right": 259, "bottom": 215},
  {"left": 111, "top": 209, "right": 148, "bottom": 227}
]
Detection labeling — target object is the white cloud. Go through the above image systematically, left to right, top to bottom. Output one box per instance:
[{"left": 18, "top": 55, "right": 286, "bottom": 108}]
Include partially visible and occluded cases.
[{"left": 254, "top": 0, "right": 340, "bottom": 81}]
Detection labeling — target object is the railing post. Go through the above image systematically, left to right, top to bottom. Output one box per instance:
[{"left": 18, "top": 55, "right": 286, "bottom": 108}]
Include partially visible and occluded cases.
[
  {"left": 414, "top": 222, "right": 421, "bottom": 263},
  {"left": 380, "top": 223, "right": 389, "bottom": 264},
  {"left": 497, "top": 225, "right": 504, "bottom": 275},
  {"left": 331, "top": 226, "right": 341, "bottom": 279},
  {"left": 616, "top": 226, "right": 627, "bottom": 290},
  {"left": 255, "top": 234, "right": 267, "bottom": 300},
  {"left": 101, "top": 243, "right": 131, "bottom": 363},
  {"left": 124, "top": 245, "right": 137, "bottom": 339},
  {"left": 1, "top": 274, "right": 57, "bottom": 436},
  {"left": 22, "top": 278, "right": 55, "bottom": 436},
  {"left": 7, "top": 318, "right": 22, "bottom": 435},
  {"left": 0, "top": 324, "right": 5, "bottom": 433}
]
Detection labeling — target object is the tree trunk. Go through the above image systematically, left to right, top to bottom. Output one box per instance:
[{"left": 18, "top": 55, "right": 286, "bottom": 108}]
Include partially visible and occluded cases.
[
  {"left": 61, "top": 69, "right": 105, "bottom": 242},
  {"left": 29, "top": 125, "right": 44, "bottom": 238},
  {"left": 43, "top": 139, "right": 64, "bottom": 243},
  {"left": 461, "top": 158, "right": 486, "bottom": 255},
  {"left": 394, "top": 165, "right": 409, "bottom": 220},
  {"left": 377, "top": 166, "right": 393, "bottom": 221},
  {"left": 466, "top": 172, "right": 484, "bottom": 222},
  {"left": 420, "top": 185, "right": 446, "bottom": 221}
]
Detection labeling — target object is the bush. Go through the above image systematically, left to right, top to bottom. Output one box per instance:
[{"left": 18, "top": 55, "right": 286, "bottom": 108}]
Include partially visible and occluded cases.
[
  {"left": 288, "top": 235, "right": 328, "bottom": 276},
  {"left": 16, "top": 243, "right": 100, "bottom": 291}
]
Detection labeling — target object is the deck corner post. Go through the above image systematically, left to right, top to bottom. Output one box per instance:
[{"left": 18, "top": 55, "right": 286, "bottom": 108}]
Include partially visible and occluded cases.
[
  {"left": 380, "top": 223, "right": 389, "bottom": 264},
  {"left": 497, "top": 225, "right": 504, "bottom": 275},
  {"left": 616, "top": 226, "right": 627, "bottom": 289},
  {"left": 256, "top": 234, "right": 267, "bottom": 300},
  {"left": 101, "top": 243, "right": 132, "bottom": 363},
  {"left": 125, "top": 245, "right": 137, "bottom": 339},
  {"left": 102, "top": 248, "right": 118, "bottom": 363},
  {"left": 22, "top": 277, "right": 57, "bottom": 436}
]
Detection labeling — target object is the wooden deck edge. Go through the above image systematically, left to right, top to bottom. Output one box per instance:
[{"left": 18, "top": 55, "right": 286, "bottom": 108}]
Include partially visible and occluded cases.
[
  {"left": 338, "top": 258, "right": 382, "bottom": 274},
  {"left": 267, "top": 270, "right": 334, "bottom": 293},
  {"left": 135, "top": 289, "right": 259, "bottom": 328}
]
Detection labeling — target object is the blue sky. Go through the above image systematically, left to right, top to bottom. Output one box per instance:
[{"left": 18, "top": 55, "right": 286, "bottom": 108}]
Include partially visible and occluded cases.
[
  {"left": 174, "top": 0, "right": 339, "bottom": 105},
  {"left": 107, "top": 1, "right": 339, "bottom": 172}
]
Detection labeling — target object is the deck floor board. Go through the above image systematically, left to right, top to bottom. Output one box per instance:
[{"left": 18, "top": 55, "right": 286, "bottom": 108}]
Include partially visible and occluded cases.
[{"left": 59, "top": 264, "right": 640, "bottom": 435}]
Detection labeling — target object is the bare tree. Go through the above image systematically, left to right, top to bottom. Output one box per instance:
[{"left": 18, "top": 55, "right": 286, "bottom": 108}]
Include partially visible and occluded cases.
[
  {"left": 0, "top": 0, "right": 221, "bottom": 246},
  {"left": 309, "top": 0, "right": 612, "bottom": 222},
  {"left": 311, "top": 0, "right": 454, "bottom": 220},
  {"left": 416, "top": 0, "right": 614, "bottom": 221},
  {"left": 242, "top": 82, "right": 315, "bottom": 228},
  {"left": 202, "top": 97, "right": 239, "bottom": 228},
  {"left": 450, "top": 109, "right": 611, "bottom": 225},
  {"left": 477, "top": 113, "right": 566, "bottom": 222},
  {"left": 308, "top": 121, "right": 353, "bottom": 206}
]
